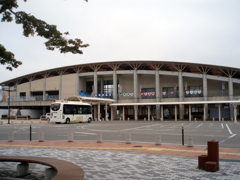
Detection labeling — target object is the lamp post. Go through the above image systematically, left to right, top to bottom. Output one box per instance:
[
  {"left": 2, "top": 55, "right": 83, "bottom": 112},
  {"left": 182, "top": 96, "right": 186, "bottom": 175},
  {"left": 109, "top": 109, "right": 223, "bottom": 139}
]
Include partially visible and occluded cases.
[{"left": 1, "top": 84, "right": 17, "bottom": 124}]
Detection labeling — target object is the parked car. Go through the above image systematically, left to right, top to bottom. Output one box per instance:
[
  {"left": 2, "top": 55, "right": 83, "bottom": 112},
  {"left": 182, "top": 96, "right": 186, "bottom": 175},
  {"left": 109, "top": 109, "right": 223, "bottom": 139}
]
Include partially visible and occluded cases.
[{"left": 46, "top": 113, "right": 50, "bottom": 120}]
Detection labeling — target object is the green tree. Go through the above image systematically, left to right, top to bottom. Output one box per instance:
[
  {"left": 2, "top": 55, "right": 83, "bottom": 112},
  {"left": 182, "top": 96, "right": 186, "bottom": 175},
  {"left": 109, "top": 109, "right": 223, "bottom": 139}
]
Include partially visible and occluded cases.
[{"left": 0, "top": 0, "right": 89, "bottom": 71}]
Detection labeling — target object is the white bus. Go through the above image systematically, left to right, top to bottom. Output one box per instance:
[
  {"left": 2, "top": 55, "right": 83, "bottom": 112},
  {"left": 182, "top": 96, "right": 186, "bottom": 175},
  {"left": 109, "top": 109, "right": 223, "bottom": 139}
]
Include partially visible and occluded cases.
[{"left": 50, "top": 101, "right": 92, "bottom": 124}]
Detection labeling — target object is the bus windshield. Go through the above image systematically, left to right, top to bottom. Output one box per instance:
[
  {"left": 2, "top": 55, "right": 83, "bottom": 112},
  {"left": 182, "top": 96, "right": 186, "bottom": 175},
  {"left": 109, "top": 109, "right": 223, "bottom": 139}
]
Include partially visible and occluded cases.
[{"left": 51, "top": 103, "right": 61, "bottom": 111}]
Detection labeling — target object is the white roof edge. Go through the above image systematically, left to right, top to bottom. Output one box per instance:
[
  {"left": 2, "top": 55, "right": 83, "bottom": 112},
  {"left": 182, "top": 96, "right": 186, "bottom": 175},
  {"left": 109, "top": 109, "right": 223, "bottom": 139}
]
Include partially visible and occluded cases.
[
  {"left": 63, "top": 96, "right": 115, "bottom": 103},
  {"left": 110, "top": 100, "right": 240, "bottom": 106}
]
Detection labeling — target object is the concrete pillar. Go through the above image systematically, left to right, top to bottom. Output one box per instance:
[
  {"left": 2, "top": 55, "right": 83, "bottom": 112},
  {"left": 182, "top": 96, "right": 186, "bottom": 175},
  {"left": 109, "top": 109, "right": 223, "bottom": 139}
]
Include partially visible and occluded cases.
[
  {"left": 133, "top": 69, "right": 138, "bottom": 103},
  {"left": 113, "top": 70, "right": 117, "bottom": 120},
  {"left": 155, "top": 70, "right": 160, "bottom": 120},
  {"left": 178, "top": 71, "right": 184, "bottom": 119},
  {"left": 76, "top": 73, "right": 79, "bottom": 96},
  {"left": 203, "top": 73, "right": 208, "bottom": 120},
  {"left": 59, "top": 75, "right": 62, "bottom": 100},
  {"left": 101, "top": 76, "right": 104, "bottom": 94},
  {"left": 43, "top": 77, "right": 46, "bottom": 101},
  {"left": 229, "top": 77, "right": 234, "bottom": 120},
  {"left": 28, "top": 81, "right": 31, "bottom": 98},
  {"left": 15, "top": 85, "right": 17, "bottom": 98},
  {"left": 98, "top": 103, "right": 100, "bottom": 121},
  {"left": 105, "top": 103, "right": 108, "bottom": 121},
  {"left": 203, "top": 104, "right": 206, "bottom": 121},
  {"left": 219, "top": 104, "right": 221, "bottom": 121},
  {"left": 134, "top": 105, "right": 138, "bottom": 121},
  {"left": 161, "top": 105, "right": 163, "bottom": 121},
  {"left": 175, "top": 105, "right": 177, "bottom": 121},
  {"left": 189, "top": 105, "right": 192, "bottom": 121},
  {"left": 111, "top": 106, "right": 114, "bottom": 121},
  {"left": 123, "top": 106, "right": 125, "bottom": 121},
  {"left": 148, "top": 106, "right": 151, "bottom": 121},
  {"left": 8, "top": 131, "right": 14, "bottom": 142},
  {"left": 39, "top": 131, "right": 44, "bottom": 142},
  {"left": 68, "top": 132, "right": 73, "bottom": 142},
  {"left": 97, "top": 132, "right": 102, "bottom": 143},
  {"left": 126, "top": 133, "right": 131, "bottom": 144},
  {"left": 155, "top": 134, "right": 161, "bottom": 145},
  {"left": 187, "top": 135, "right": 193, "bottom": 147},
  {"left": 17, "top": 162, "right": 29, "bottom": 177},
  {"left": 45, "top": 168, "right": 57, "bottom": 180}
]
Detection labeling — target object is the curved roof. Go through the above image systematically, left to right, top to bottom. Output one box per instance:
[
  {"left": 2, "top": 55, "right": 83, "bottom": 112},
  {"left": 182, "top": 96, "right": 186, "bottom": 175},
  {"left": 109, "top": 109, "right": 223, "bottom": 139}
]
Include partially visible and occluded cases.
[{"left": 1, "top": 60, "right": 240, "bottom": 87}]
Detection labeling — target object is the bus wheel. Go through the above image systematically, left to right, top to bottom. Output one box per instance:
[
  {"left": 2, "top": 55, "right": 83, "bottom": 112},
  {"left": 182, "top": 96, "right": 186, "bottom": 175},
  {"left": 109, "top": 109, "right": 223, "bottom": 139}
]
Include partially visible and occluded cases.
[
  {"left": 65, "top": 118, "right": 70, "bottom": 124},
  {"left": 88, "top": 118, "right": 92, "bottom": 123}
]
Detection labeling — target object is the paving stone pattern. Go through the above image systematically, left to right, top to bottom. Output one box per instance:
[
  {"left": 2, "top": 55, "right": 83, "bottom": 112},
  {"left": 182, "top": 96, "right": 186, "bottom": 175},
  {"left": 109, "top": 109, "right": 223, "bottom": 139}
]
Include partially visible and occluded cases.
[{"left": 0, "top": 148, "right": 240, "bottom": 180}]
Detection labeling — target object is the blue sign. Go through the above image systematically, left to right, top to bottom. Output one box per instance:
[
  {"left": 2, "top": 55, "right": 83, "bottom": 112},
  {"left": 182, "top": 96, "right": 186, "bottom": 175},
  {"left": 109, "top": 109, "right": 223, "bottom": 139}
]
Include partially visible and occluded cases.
[{"left": 79, "top": 92, "right": 90, "bottom": 97}]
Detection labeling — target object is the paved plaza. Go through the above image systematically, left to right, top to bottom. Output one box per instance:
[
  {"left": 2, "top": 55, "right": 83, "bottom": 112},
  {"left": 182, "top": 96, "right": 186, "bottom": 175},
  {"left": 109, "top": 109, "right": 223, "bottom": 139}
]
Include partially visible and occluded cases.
[{"left": 0, "top": 145, "right": 240, "bottom": 179}]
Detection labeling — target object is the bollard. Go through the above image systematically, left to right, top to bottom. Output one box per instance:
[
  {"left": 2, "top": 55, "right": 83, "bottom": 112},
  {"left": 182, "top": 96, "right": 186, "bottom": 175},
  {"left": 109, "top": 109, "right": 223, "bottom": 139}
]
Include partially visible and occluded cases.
[
  {"left": 152, "top": 116, "right": 154, "bottom": 121},
  {"left": 120, "top": 117, "right": 122, "bottom": 121},
  {"left": 128, "top": 117, "right": 129, "bottom": 121},
  {"left": 95, "top": 118, "right": 97, "bottom": 121},
  {"left": 102, "top": 118, "right": 104, "bottom": 121},
  {"left": 144, "top": 118, "right": 146, "bottom": 121},
  {"left": 194, "top": 118, "right": 197, "bottom": 122},
  {"left": 213, "top": 118, "right": 215, "bottom": 121},
  {"left": 222, "top": 118, "right": 224, "bottom": 121},
  {"left": 231, "top": 118, "right": 233, "bottom": 121},
  {"left": 39, "top": 119, "right": 41, "bottom": 124},
  {"left": 47, "top": 119, "right": 50, "bottom": 123},
  {"left": 11, "top": 120, "right": 14, "bottom": 125},
  {"left": 21, "top": 120, "right": 23, "bottom": 125},
  {"left": 31, "top": 120, "right": 33, "bottom": 124},
  {"left": 0, "top": 121, "right": 2, "bottom": 125},
  {"left": 30, "top": 124, "right": 32, "bottom": 141},
  {"left": 182, "top": 125, "right": 184, "bottom": 146},
  {"left": 39, "top": 131, "right": 44, "bottom": 142},
  {"left": 8, "top": 132, "right": 14, "bottom": 142},
  {"left": 68, "top": 132, "right": 73, "bottom": 142},
  {"left": 97, "top": 132, "right": 102, "bottom": 143},
  {"left": 126, "top": 133, "right": 131, "bottom": 144},
  {"left": 155, "top": 134, "right": 161, "bottom": 145},
  {"left": 187, "top": 135, "right": 193, "bottom": 147},
  {"left": 206, "top": 140, "right": 219, "bottom": 171},
  {"left": 17, "top": 162, "right": 29, "bottom": 177},
  {"left": 45, "top": 168, "right": 57, "bottom": 180}
]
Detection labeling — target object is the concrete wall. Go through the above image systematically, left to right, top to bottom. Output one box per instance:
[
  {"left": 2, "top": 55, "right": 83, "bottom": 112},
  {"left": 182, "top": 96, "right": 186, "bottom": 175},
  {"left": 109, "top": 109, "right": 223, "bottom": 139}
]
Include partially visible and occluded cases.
[
  {"left": 62, "top": 74, "right": 76, "bottom": 96},
  {"left": 119, "top": 74, "right": 133, "bottom": 93},
  {"left": 139, "top": 74, "right": 155, "bottom": 89},
  {"left": 161, "top": 75, "right": 178, "bottom": 87},
  {"left": 46, "top": 76, "right": 59, "bottom": 91},
  {"left": 31, "top": 79, "right": 44, "bottom": 91},
  {"left": 17, "top": 83, "right": 29, "bottom": 97}
]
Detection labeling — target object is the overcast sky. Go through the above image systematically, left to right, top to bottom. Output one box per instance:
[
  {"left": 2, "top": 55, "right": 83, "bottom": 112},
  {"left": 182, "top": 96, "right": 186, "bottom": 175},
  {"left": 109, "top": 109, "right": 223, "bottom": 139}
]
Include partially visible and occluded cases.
[{"left": 0, "top": 0, "right": 240, "bottom": 83}]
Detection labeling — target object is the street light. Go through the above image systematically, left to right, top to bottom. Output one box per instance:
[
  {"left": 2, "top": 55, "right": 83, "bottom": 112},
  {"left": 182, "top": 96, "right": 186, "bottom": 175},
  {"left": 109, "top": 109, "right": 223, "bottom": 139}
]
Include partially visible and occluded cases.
[{"left": 1, "top": 84, "right": 17, "bottom": 124}]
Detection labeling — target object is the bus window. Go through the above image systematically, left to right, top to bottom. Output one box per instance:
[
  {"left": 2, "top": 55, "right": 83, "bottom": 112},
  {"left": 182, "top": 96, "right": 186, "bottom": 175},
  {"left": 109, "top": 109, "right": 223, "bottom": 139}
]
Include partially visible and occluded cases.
[{"left": 51, "top": 103, "right": 61, "bottom": 111}]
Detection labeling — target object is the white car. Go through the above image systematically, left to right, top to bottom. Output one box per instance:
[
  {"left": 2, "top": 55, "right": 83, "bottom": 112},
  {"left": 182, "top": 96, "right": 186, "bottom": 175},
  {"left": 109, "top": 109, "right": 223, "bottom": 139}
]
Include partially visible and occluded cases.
[{"left": 46, "top": 113, "right": 50, "bottom": 120}]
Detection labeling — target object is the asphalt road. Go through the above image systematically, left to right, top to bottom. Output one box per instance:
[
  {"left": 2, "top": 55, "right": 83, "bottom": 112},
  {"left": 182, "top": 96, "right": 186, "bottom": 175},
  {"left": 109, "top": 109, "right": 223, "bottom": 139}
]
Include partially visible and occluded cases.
[{"left": 0, "top": 121, "right": 239, "bottom": 148}]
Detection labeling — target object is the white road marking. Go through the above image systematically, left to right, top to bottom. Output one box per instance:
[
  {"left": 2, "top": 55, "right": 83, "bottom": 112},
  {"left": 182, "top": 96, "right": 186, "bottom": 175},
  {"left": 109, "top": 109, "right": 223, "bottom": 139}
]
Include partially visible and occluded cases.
[
  {"left": 196, "top": 123, "right": 203, "bottom": 128},
  {"left": 221, "top": 123, "right": 224, "bottom": 129},
  {"left": 226, "top": 124, "right": 233, "bottom": 135},
  {"left": 220, "top": 134, "right": 236, "bottom": 144}
]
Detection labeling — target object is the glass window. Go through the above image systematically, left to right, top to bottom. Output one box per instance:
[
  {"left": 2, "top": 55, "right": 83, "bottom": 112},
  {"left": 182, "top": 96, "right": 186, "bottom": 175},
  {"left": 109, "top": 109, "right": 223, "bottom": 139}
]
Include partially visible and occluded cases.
[
  {"left": 162, "top": 87, "right": 179, "bottom": 98},
  {"left": 51, "top": 103, "right": 61, "bottom": 111},
  {"left": 63, "top": 105, "right": 91, "bottom": 114}
]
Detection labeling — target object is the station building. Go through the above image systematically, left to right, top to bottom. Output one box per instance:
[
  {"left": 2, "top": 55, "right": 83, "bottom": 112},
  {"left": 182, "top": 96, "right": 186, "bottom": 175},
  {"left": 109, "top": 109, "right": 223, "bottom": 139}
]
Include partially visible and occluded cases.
[{"left": 0, "top": 60, "right": 240, "bottom": 120}]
